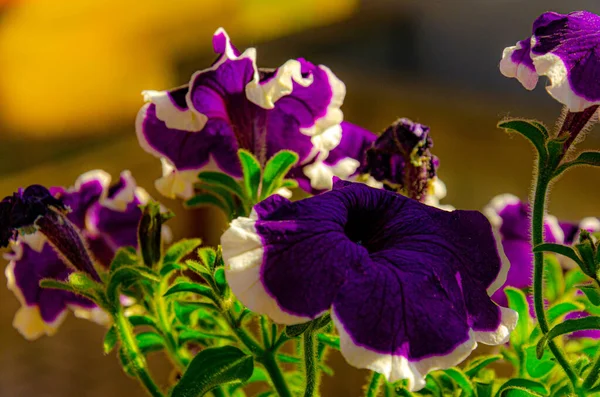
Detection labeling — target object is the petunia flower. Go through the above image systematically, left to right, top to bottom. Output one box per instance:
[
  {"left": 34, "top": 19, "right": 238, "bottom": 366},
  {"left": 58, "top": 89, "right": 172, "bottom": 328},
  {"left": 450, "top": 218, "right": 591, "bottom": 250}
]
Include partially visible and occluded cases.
[
  {"left": 500, "top": 11, "right": 600, "bottom": 113},
  {"left": 136, "top": 28, "right": 371, "bottom": 199},
  {"left": 358, "top": 118, "right": 444, "bottom": 206},
  {"left": 2, "top": 170, "right": 154, "bottom": 339},
  {"left": 221, "top": 180, "right": 516, "bottom": 390},
  {"left": 484, "top": 194, "right": 565, "bottom": 306}
]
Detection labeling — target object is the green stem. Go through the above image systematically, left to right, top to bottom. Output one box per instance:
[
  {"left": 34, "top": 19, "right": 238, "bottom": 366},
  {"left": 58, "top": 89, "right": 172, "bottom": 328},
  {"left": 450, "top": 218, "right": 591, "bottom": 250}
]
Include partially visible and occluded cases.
[
  {"left": 531, "top": 165, "right": 580, "bottom": 390},
  {"left": 155, "top": 281, "right": 189, "bottom": 369},
  {"left": 115, "top": 310, "right": 164, "bottom": 397},
  {"left": 303, "top": 327, "right": 318, "bottom": 397},
  {"left": 583, "top": 346, "right": 600, "bottom": 389},
  {"left": 260, "top": 353, "right": 293, "bottom": 397},
  {"left": 365, "top": 372, "right": 382, "bottom": 397}
]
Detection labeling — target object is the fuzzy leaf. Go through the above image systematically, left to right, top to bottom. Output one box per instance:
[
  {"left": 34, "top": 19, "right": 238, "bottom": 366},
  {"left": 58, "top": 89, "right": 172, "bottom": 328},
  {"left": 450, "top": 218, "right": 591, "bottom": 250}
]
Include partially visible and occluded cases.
[
  {"left": 498, "top": 120, "right": 548, "bottom": 160},
  {"left": 238, "top": 149, "right": 262, "bottom": 203},
  {"left": 260, "top": 150, "right": 299, "bottom": 200},
  {"left": 554, "top": 151, "right": 600, "bottom": 177},
  {"left": 197, "top": 171, "right": 246, "bottom": 200},
  {"left": 185, "top": 193, "right": 230, "bottom": 214},
  {"left": 164, "top": 239, "right": 201, "bottom": 267},
  {"left": 533, "top": 243, "right": 582, "bottom": 267},
  {"left": 110, "top": 247, "right": 139, "bottom": 272},
  {"left": 198, "top": 247, "right": 217, "bottom": 271},
  {"left": 543, "top": 254, "right": 564, "bottom": 302},
  {"left": 107, "top": 266, "right": 159, "bottom": 304},
  {"left": 164, "top": 282, "right": 215, "bottom": 301},
  {"left": 579, "top": 285, "right": 600, "bottom": 306},
  {"left": 505, "top": 287, "right": 530, "bottom": 347},
  {"left": 129, "top": 315, "right": 159, "bottom": 329},
  {"left": 537, "top": 316, "right": 600, "bottom": 358},
  {"left": 285, "top": 321, "right": 312, "bottom": 338},
  {"left": 103, "top": 326, "right": 118, "bottom": 355},
  {"left": 136, "top": 332, "right": 165, "bottom": 354},
  {"left": 170, "top": 346, "right": 254, "bottom": 397},
  {"left": 524, "top": 346, "right": 555, "bottom": 378},
  {"left": 464, "top": 355, "right": 502, "bottom": 378},
  {"left": 443, "top": 368, "right": 473, "bottom": 396},
  {"left": 496, "top": 379, "right": 548, "bottom": 396}
]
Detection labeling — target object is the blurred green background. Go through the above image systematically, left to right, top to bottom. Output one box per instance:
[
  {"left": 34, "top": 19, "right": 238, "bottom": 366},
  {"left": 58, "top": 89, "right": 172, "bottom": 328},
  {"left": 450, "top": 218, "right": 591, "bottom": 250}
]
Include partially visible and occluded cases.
[{"left": 1, "top": 0, "right": 600, "bottom": 395}]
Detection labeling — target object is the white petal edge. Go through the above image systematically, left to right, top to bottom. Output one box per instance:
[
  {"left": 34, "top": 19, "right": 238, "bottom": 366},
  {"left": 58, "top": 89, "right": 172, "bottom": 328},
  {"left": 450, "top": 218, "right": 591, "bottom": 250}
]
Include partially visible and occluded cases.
[
  {"left": 531, "top": 36, "right": 599, "bottom": 112},
  {"left": 499, "top": 41, "right": 538, "bottom": 90},
  {"left": 246, "top": 59, "right": 314, "bottom": 109},
  {"left": 299, "top": 65, "right": 346, "bottom": 139},
  {"left": 141, "top": 89, "right": 206, "bottom": 132},
  {"left": 303, "top": 157, "right": 360, "bottom": 191},
  {"left": 100, "top": 170, "right": 136, "bottom": 212},
  {"left": 221, "top": 211, "right": 311, "bottom": 325},
  {"left": 546, "top": 214, "right": 565, "bottom": 243},
  {"left": 580, "top": 217, "right": 600, "bottom": 233},
  {"left": 5, "top": 259, "right": 67, "bottom": 340},
  {"left": 70, "top": 304, "right": 111, "bottom": 327},
  {"left": 473, "top": 306, "right": 518, "bottom": 345},
  {"left": 332, "top": 309, "right": 476, "bottom": 392}
]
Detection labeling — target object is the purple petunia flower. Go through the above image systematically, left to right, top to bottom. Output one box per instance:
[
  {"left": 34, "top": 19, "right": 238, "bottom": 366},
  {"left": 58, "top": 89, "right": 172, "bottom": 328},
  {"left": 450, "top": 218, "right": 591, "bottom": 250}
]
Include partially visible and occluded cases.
[
  {"left": 500, "top": 11, "right": 600, "bottom": 112},
  {"left": 136, "top": 28, "right": 375, "bottom": 199},
  {"left": 3, "top": 170, "right": 154, "bottom": 339},
  {"left": 221, "top": 181, "right": 516, "bottom": 390},
  {"left": 484, "top": 194, "right": 566, "bottom": 306}
]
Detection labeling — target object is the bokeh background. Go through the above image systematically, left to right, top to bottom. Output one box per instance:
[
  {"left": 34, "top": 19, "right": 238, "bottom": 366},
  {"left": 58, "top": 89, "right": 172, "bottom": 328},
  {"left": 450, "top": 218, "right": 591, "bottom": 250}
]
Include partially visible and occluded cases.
[{"left": 1, "top": 0, "right": 600, "bottom": 395}]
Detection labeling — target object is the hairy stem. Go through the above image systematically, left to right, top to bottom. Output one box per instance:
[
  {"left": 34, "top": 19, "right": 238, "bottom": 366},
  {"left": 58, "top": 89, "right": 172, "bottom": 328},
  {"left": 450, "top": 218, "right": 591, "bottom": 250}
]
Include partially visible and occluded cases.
[
  {"left": 531, "top": 163, "right": 580, "bottom": 390},
  {"left": 115, "top": 310, "right": 164, "bottom": 397},
  {"left": 303, "top": 327, "right": 318, "bottom": 397},
  {"left": 260, "top": 353, "right": 293, "bottom": 397},
  {"left": 365, "top": 372, "right": 383, "bottom": 397}
]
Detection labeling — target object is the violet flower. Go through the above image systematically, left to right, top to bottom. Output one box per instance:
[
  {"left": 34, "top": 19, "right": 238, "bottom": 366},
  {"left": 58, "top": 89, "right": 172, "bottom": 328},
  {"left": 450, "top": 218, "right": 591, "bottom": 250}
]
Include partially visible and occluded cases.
[
  {"left": 500, "top": 11, "right": 600, "bottom": 112},
  {"left": 136, "top": 28, "right": 375, "bottom": 198},
  {"left": 3, "top": 170, "right": 153, "bottom": 339},
  {"left": 221, "top": 181, "right": 516, "bottom": 390},
  {"left": 484, "top": 194, "right": 565, "bottom": 306}
]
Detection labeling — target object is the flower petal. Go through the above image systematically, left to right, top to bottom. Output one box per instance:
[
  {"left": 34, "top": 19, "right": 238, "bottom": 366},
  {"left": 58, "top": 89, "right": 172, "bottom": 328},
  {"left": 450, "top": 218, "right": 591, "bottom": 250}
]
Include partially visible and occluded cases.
[{"left": 499, "top": 38, "right": 538, "bottom": 90}]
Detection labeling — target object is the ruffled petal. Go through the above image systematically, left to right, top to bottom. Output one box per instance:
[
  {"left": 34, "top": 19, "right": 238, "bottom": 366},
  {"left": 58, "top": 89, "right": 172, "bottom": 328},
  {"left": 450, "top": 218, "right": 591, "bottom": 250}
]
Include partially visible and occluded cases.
[
  {"left": 531, "top": 11, "right": 600, "bottom": 111},
  {"left": 499, "top": 38, "right": 538, "bottom": 90},
  {"left": 223, "top": 181, "right": 515, "bottom": 389}
]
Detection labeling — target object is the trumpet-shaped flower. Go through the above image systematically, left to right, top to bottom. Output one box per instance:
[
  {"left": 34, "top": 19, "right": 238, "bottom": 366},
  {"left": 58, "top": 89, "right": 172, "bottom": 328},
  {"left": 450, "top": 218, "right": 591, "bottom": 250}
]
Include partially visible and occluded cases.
[{"left": 222, "top": 181, "right": 516, "bottom": 390}]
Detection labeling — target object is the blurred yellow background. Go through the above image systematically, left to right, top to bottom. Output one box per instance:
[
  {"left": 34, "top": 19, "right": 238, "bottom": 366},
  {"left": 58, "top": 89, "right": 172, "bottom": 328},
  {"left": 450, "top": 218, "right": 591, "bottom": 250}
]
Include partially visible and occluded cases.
[{"left": 1, "top": 0, "right": 599, "bottom": 396}]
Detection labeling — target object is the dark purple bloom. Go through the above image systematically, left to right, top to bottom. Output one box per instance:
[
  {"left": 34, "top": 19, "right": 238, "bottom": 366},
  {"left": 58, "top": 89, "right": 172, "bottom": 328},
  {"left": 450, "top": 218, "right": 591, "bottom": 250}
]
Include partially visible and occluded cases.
[
  {"left": 500, "top": 11, "right": 600, "bottom": 111},
  {"left": 136, "top": 28, "right": 372, "bottom": 199},
  {"left": 359, "top": 118, "right": 439, "bottom": 203},
  {"left": 3, "top": 170, "right": 154, "bottom": 339},
  {"left": 222, "top": 181, "right": 516, "bottom": 390},
  {"left": 0, "top": 185, "right": 66, "bottom": 248},
  {"left": 484, "top": 194, "right": 565, "bottom": 306}
]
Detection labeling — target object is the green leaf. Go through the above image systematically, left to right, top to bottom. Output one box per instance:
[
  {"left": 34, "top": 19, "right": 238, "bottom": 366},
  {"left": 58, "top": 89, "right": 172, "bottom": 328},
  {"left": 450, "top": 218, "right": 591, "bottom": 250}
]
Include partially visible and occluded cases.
[
  {"left": 498, "top": 119, "right": 548, "bottom": 160},
  {"left": 530, "top": 121, "right": 549, "bottom": 137},
  {"left": 238, "top": 149, "right": 262, "bottom": 203},
  {"left": 260, "top": 150, "right": 299, "bottom": 200},
  {"left": 554, "top": 151, "right": 600, "bottom": 177},
  {"left": 197, "top": 171, "right": 246, "bottom": 200},
  {"left": 280, "top": 179, "right": 298, "bottom": 190},
  {"left": 195, "top": 183, "right": 236, "bottom": 215},
  {"left": 185, "top": 193, "right": 230, "bottom": 214},
  {"left": 138, "top": 202, "right": 164, "bottom": 267},
  {"left": 164, "top": 239, "right": 201, "bottom": 267},
  {"left": 575, "top": 240, "right": 596, "bottom": 276},
  {"left": 533, "top": 243, "right": 582, "bottom": 267},
  {"left": 109, "top": 247, "right": 139, "bottom": 273},
  {"left": 198, "top": 248, "right": 217, "bottom": 271},
  {"left": 543, "top": 254, "right": 564, "bottom": 302},
  {"left": 185, "top": 259, "right": 214, "bottom": 283},
  {"left": 160, "top": 262, "right": 185, "bottom": 277},
  {"left": 106, "top": 266, "right": 160, "bottom": 304},
  {"left": 214, "top": 268, "right": 227, "bottom": 294},
  {"left": 566, "top": 268, "right": 588, "bottom": 292},
  {"left": 39, "top": 278, "right": 97, "bottom": 301},
  {"left": 164, "top": 282, "right": 215, "bottom": 301},
  {"left": 579, "top": 285, "right": 600, "bottom": 306},
  {"left": 505, "top": 287, "right": 530, "bottom": 347},
  {"left": 174, "top": 301, "right": 218, "bottom": 326},
  {"left": 548, "top": 301, "right": 583, "bottom": 324},
  {"left": 129, "top": 315, "right": 159, "bottom": 329},
  {"left": 537, "top": 316, "right": 600, "bottom": 358},
  {"left": 285, "top": 321, "right": 312, "bottom": 338},
  {"left": 103, "top": 326, "right": 118, "bottom": 354},
  {"left": 178, "top": 329, "right": 235, "bottom": 344},
  {"left": 136, "top": 332, "right": 165, "bottom": 354},
  {"left": 317, "top": 333, "right": 340, "bottom": 350},
  {"left": 170, "top": 346, "right": 254, "bottom": 397},
  {"left": 524, "top": 346, "right": 555, "bottom": 378},
  {"left": 118, "top": 347, "right": 136, "bottom": 378},
  {"left": 464, "top": 355, "right": 502, "bottom": 378},
  {"left": 443, "top": 368, "right": 473, "bottom": 396},
  {"left": 496, "top": 379, "right": 548, "bottom": 396},
  {"left": 475, "top": 383, "right": 494, "bottom": 397}
]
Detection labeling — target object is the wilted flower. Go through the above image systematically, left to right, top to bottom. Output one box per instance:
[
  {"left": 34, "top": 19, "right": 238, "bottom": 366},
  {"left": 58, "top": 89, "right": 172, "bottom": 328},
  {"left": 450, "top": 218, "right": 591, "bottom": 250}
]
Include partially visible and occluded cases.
[
  {"left": 501, "top": 11, "right": 600, "bottom": 113},
  {"left": 136, "top": 28, "right": 373, "bottom": 199},
  {"left": 359, "top": 118, "right": 439, "bottom": 204},
  {"left": 3, "top": 170, "right": 153, "bottom": 339},
  {"left": 222, "top": 180, "right": 516, "bottom": 390}
]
